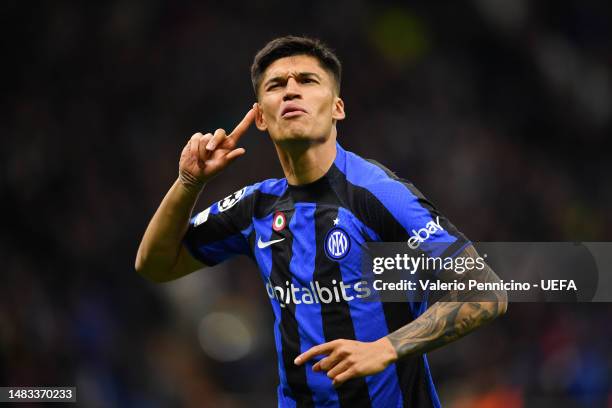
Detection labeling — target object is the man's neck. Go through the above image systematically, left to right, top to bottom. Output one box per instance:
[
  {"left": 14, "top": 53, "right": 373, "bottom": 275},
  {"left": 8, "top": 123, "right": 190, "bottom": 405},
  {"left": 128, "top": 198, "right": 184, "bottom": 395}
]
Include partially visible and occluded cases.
[{"left": 273, "top": 132, "right": 337, "bottom": 186}]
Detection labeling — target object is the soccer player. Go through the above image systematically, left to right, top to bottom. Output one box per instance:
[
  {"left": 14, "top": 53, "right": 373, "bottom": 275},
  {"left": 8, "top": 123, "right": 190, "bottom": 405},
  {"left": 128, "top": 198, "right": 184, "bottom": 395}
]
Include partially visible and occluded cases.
[{"left": 136, "top": 36, "right": 507, "bottom": 407}]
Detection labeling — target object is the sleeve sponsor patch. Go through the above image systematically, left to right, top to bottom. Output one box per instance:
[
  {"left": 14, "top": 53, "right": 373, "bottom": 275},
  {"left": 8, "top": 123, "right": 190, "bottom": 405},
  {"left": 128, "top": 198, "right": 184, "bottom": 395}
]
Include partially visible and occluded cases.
[{"left": 193, "top": 207, "right": 211, "bottom": 226}]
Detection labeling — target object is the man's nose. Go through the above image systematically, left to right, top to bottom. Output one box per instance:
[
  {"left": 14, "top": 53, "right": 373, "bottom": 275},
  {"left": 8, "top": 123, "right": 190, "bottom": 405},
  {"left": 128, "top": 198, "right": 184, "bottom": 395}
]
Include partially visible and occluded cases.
[{"left": 283, "top": 77, "right": 301, "bottom": 101}]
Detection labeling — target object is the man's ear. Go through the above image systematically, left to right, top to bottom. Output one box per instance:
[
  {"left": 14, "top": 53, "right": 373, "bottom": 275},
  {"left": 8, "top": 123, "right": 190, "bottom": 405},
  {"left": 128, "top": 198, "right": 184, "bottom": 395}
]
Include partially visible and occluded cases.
[
  {"left": 332, "top": 97, "right": 346, "bottom": 121},
  {"left": 255, "top": 102, "right": 268, "bottom": 131}
]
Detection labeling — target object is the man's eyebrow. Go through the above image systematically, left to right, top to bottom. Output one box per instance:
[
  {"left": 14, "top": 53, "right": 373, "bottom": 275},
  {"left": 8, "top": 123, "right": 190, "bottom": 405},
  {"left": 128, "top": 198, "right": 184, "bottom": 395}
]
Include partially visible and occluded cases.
[
  {"left": 263, "top": 72, "right": 322, "bottom": 87},
  {"left": 298, "top": 72, "right": 321, "bottom": 80},
  {"left": 263, "top": 76, "right": 285, "bottom": 87}
]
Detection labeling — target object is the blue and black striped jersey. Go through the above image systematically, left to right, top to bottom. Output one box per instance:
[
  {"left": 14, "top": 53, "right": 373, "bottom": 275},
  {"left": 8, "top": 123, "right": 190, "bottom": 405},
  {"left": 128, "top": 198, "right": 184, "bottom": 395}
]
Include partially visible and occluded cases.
[{"left": 184, "top": 142, "right": 469, "bottom": 408}]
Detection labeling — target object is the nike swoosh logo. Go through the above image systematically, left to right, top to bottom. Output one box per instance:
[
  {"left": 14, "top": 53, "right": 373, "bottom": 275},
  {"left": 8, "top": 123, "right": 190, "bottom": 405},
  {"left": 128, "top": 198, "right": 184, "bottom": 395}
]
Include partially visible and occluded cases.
[{"left": 257, "top": 237, "right": 285, "bottom": 249}]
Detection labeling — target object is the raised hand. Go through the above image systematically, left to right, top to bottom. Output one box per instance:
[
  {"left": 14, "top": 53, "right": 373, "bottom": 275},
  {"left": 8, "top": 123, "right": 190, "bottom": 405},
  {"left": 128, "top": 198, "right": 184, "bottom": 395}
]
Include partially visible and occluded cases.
[{"left": 178, "top": 105, "right": 256, "bottom": 190}]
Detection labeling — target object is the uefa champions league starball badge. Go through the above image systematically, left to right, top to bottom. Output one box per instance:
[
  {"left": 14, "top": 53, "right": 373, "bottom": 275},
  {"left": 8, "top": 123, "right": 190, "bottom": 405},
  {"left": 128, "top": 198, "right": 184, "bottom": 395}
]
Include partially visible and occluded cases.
[
  {"left": 218, "top": 187, "right": 246, "bottom": 212},
  {"left": 272, "top": 211, "right": 286, "bottom": 232}
]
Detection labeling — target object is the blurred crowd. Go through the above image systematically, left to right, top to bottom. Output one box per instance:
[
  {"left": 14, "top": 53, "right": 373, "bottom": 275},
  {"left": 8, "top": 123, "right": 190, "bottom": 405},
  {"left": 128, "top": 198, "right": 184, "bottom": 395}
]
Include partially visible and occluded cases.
[{"left": 2, "top": 1, "right": 611, "bottom": 407}]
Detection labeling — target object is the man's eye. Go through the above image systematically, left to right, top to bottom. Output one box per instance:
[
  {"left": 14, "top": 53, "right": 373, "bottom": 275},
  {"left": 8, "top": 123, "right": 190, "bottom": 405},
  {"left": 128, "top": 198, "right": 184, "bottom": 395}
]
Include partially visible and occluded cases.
[{"left": 267, "top": 84, "right": 279, "bottom": 90}]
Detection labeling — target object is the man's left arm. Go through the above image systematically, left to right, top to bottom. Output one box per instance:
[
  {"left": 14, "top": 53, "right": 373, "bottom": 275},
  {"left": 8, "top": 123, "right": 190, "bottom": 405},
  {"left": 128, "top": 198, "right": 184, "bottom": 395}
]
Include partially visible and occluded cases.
[{"left": 295, "top": 245, "right": 508, "bottom": 387}]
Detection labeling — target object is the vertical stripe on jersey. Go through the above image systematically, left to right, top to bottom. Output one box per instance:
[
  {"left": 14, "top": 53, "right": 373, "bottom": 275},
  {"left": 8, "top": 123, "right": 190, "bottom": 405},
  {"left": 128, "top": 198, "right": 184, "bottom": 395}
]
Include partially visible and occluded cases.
[
  {"left": 290, "top": 204, "right": 340, "bottom": 408},
  {"left": 313, "top": 206, "right": 372, "bottom": 408},
  {"left": 335, "top": 207, "right": 403, "bottom": 407},
  {"left": 269, "top": 208, "right": 315, "bottom": 407},
  {"left": 251, "top": 214, "right": 295, "bottom": 406},
  {"left": 381, "top": 302, "right": 436, "bottom": 407},
  {"left": 423, "top": 355, "right": 442, "bottom": 408}
]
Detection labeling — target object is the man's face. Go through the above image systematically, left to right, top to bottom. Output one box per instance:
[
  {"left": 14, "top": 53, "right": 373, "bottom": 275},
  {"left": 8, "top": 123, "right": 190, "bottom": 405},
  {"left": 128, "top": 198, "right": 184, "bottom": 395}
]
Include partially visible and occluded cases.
[{"left": 255, "top": 54, "right": 345, "bottom": 143}]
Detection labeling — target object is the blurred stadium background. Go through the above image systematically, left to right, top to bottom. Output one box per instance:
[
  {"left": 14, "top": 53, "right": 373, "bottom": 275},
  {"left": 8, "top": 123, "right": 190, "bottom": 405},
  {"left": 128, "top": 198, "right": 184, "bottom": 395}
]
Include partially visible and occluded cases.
[{"left": 2, "top": 1, "right": 611, "bottom": 407}]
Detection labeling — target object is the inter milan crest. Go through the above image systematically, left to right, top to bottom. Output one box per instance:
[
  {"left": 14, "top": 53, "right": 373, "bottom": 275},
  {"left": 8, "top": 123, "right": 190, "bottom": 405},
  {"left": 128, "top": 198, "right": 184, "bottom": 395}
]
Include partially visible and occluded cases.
[
  {"left": 218, "top": 187, "right": 246, "bottom": 212},
  {"left": 272, "top": 211, "right": 286, "bottom": 232},
  {"left": 325, "top": 227, "right": 350, "bottom": 260}
]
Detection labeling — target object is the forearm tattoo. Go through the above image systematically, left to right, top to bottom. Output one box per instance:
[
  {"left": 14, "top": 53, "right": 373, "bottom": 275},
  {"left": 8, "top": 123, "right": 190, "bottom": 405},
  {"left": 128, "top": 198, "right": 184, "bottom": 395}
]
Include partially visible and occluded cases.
[{"left": 387, "top": 245, "right": 508, "bottom": 359}]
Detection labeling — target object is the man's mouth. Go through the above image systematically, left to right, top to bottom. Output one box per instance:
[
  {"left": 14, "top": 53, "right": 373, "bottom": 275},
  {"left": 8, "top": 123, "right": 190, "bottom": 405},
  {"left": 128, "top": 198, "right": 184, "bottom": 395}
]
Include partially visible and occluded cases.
[{"left": 281, "top": 104, "right": 307, "bottom": 118}]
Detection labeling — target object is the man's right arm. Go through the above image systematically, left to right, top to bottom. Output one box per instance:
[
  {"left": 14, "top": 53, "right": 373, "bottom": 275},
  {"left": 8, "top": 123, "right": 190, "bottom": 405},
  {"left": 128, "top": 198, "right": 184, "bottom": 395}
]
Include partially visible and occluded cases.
[
  {"left": 135, "top": 107, "right": 256, "bottom": 282},
  {"left": 135, "top": 178, "right": 206, "bottom": 282}
]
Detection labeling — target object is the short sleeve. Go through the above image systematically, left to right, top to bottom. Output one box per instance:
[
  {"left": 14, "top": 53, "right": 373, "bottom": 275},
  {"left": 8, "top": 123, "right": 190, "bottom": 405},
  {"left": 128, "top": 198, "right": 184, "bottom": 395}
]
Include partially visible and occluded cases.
[{"left": 183, "top": 186, "right": 253, "bottom": 266}]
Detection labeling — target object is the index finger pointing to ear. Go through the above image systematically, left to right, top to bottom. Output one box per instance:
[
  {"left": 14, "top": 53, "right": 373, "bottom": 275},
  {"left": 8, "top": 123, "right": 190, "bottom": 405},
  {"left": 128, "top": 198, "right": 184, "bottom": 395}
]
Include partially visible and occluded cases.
[
  {"left": 228, "top": 106, "right": 256, "bottom": 142},
  {"left": 294, "top": 342, "right": 335, "bottom": 366}
]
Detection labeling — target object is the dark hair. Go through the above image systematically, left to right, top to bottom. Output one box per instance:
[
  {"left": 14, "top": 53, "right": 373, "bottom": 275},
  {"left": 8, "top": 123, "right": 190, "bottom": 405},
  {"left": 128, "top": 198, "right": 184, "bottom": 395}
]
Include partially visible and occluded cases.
[{"left": 250, "top": 35, "right": 342, "bottom": 97}]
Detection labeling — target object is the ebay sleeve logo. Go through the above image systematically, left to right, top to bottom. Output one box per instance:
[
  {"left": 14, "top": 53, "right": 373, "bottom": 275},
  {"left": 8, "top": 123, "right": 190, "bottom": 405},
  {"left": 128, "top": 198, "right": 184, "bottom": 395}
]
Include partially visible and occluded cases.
[{"left": 407, "top": 216, "right": 445, "bottom": 249}]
